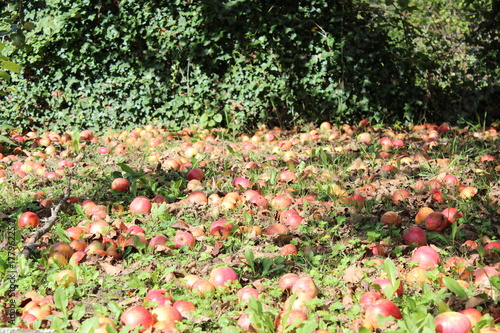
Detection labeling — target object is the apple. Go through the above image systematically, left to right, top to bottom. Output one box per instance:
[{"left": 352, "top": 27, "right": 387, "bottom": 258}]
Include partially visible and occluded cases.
[
  {"left": 186, "top": 168, "right": 204, "bottom": 181},
  {"left": 111, "top": 177, "right": 130, "bottom": 192},
  {"left": 233, "top": 177, "right": 251, "bottom": 189},
  {"left": 186, "top": 191, "right": 208, "bottom": 205},
  {"left": 129, "top": 196, "right": 151, "bottom": 214},
  {"left": 441, "top": 208, "right": 463, "bottom": 224},
  {"left": 380, "top": 211, "right": 401, "bottom": 225},
  {"left": 18, "top": 212, "right": 40, "bottom": 228},
  {"left": 425, "top": 212, "right": 449, "bottom": 231},
  {"left": 266, "top": 223, "right": 289, "bottom": 235},
  {"left": 66, "top": 226, "right": 84, "bottom": 240},
  {"left": 402, "top": 226, "right": 427, "bottom": 247},
  {"left": 173, "top": 231, "right": 196, "bottom": 249},
  {"left": 148, "top": 234, "right": 169, "bottom": 249},
  {"left": 50, "top": 241, "right": 75, "bottom": 260},
  {"left": 484, "top": 242, "right": 500, "bottom": 257},
  {"left": 280, "top": 244, "right": 298, "bottom": 256},
  {"left": 411, "top": 246, "right": 440, "bottom": 269},
  {"left": 209, "top": 266, "right": 239, "bottom": 289},
  {"left": 56, "top": 269, "right": 77, "bottom": 287},
  {"left": 279, "top": 273, "right": 299, "bottom": 291},
  {"left": 291, "top": 276, "right": 318, "bottom": 298},
  {"left": 371, "top": 278, "right": 404, "bottom": 297},
  {"left": 191, "top": 279, "right": 216, "bottom": 297},
  {"left": 237, "top": 287, "right": 259, "bottom": 303},
  {"left": 145, "top": 289, "right": 173, "bottom": 306},
  {"left": 359, "top": 291, "right": 382, "bottom": 309},
  {"left": 284, "top": 293, "right": 314, "bottom": 314},
  {"left": 364, "top": 299, "right": 402, "bottom": 329},
  {"left": 172, "top": 300, "right": 196, "bottom": 318},
  {"left": 151, "top": 304, "right": 182, "bottom": 328},
  {"left": 120, "top": 305, "right": 154, "bottom": 332},
  {"left": 459, "top": 308, "right": 482, "bottom": 328},
  {"left": 274, "top": 309, "right": 307, "bottom": 332},
  {"left": 434, "top": 311, "right": 471, "bottom": 333}
]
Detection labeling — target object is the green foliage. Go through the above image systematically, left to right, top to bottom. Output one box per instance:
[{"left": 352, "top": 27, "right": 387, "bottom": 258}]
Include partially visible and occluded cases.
[{"left": 0, "top": 0, "right": 498, "bottom": 131}]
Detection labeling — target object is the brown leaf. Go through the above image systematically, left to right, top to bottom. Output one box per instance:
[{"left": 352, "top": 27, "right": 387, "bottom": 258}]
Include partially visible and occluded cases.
[
  {"left": 171, "top": 220, "right": 191, "bottom": 230},
  {"left": 211, "top": 241, "right": 224, "bottom": 256},
  {"left": 100, "top": 262, "right": 123, "bottom": 276},
  {"left": 343, "top": 266, "right": 366, "bottom": 284}
]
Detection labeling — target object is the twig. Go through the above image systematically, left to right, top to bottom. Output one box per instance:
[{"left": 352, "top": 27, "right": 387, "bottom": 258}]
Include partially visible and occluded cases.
[{"left": 22, "top": 177, "right": 72, "bottom": 259}]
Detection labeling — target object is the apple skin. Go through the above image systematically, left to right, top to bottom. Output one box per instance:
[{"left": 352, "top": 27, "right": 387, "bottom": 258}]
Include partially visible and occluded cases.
[
  {"left": 186, "top": 168, "right": 204, "bottom": 181},
  {"left": 111, "top": 177, "right": 130, "bottom": 192},
  {"left": 129, "top": 196, "right": 152, "bottom": 214},
  {"left": 18, "top": 212, "right": 40, "bottom": 228},
  {"left": 402, "top": 226, "right": 427, "bottom": 247},
  {"left": 173, "top": 231, "right": 196, "bottom": 249},
  {"left": 411, "top": 246, "right": 440, "bottom": 269},
  {"left": 209, "top": 266, "right": 239, "bottom": 289},
  {"left": 279, "top": 273, "right": 299, "bottom": 291},
  {"left": 291, "top": 276, "right": 318, "bottom": 298},
  {"left": 145, "top": 289, "right": 173, "bottom": 306},
  {"left": 364, "top": 299, "right": 402, "bottom": 328},
  {"left": 120, "top": 305, "right": 154, "bottom": 332},
  {"left": 434, "top": 311, "right": 471, "bottom": 333}
]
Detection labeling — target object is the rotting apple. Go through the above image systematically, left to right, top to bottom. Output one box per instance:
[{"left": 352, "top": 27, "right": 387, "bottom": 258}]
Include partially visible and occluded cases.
[
  {"left": 111, "top": 177, "right": 130, "bottom": 192},
  {"left": 291, "top": 276, "right": 318, "bottom": 298}
]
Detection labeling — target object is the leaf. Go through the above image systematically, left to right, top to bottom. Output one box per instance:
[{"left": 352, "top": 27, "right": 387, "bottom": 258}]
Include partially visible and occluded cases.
[
  {"left": 1, "top": 60, "right": 21, "bottom": 73},
  {"left": 0, "top": 70, "right": 10, "bottom": 81},
  {"left": 56, "top": 226, "right": 71, "bottom": 243},
  {"left": 244, "top": 248, "right": 255, "bottom": 271},
  {"left": 383, "top": 257, "right": 398, "bottom": 287},
  {"left": 490, "top": 275, "right": 500, "bottom": 291},
  {"left": 442, "top": 276, "right": 468, "bottom": 298},
  {"left": 54, "top": 287, "right": 68, "bottom": 312},
  {"left": 72, "top": 303, "right": 86, "bottom": 321},
  {"left": 77, "top": 317, "right": 99, "bottom": 333}
]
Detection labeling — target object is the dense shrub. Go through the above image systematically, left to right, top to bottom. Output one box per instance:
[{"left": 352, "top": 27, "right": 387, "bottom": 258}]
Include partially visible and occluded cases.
[{"left": 0, "top": 0, "right": 498, "bottom": 131}]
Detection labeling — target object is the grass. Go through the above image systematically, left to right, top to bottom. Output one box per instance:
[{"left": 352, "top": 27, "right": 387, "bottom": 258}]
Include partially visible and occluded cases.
[{"left": 0, "top": 122, "right": 499, "bottom": 332}]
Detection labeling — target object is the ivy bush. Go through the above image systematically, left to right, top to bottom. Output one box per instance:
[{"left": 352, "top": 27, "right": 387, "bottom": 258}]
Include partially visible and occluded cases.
[{"left": 0, "top": 0, "right": 498, "bottom": 131}]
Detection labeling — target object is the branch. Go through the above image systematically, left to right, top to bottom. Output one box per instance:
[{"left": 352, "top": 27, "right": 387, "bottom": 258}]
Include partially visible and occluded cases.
[{"left": 22, "top": 177, "right": 72, "bottom": 259}]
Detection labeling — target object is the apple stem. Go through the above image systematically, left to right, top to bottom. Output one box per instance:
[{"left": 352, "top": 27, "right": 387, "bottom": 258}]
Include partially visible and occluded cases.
[{"left": 22, "top": 176, "right": 72, "bottom": 259}]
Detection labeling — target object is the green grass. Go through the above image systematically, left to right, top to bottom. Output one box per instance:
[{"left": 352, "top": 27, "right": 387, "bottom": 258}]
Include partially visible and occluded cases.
[{"left": 0, "top": 123, "right": 499, "bottom": 332}]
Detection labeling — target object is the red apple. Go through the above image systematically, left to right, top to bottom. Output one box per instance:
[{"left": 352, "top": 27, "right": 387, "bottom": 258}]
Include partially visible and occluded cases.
[
  {"left": 186, "top": 168, "right": 204, "bottom": 181},
  {"left": 233, "top": 177, "right": 251, "bottom": 189},
  {"left": 111, "top": 178, "right": 130, "bottom": 192},
  {"left": 129, "top": 196, "right": 151, "bottom": 214},
  {"left": 441, "top": 208, "right": 463, "bottom": 224},
  {"left": 18, "top": 212, "right": 40, "bottom": 228},
  {"left": 425, "top": 212, "right": 449, "bottom": 231},
  {"left": 402, "top": 226, "right": 427, "bottom": 247},
  {"left": 173, "top": 231, "right": 195, "bottom": 249},
  {"left": 484, "top": 242, "right": 500, "bottom": 257},
  {"left": 411, "top": 246, "right": 440, "bottom": 269},
  {"left": 209, "top": 266, "right": 239, "bottom": 289},
  {"left": 279, "top": 273, "right": 300, "bottom": 291},
  {"left": 291, "top": 276, "right": 318, "bottom": 298},
  {"left": 371, "top": 278, "right": 404, "bottom": 297},
  {"left": 191, "top": 279, "right": 216, "bottom": 297},
  {"left": 237, "top": 287, "right": 259, "bottom": 303},
  {"left": 145, "top": 289, "right": 173, "bottom": 306},
  {"left": 359, "top": 291, "right": 382, "bottom": 309},
  {"left": 365, "top": 299, "right": 402, "bottom": 328},
  {"left": 172, "top": 300, "right": 196, "bottom": 318},
  {"left": 151, "top": 304, "right": 182, "bottom": 328},
  {"left": 120, "top": 305, "right": 154, "bottom": 332},
  {"left": 459, "top": 308, "right": 482, "bottom": 328},
  {"left": 274, "top": 309, "right": 307, "bottom": 332},
  {"left": 434, "top": 311, "right": 471, "bottom": 333}
]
